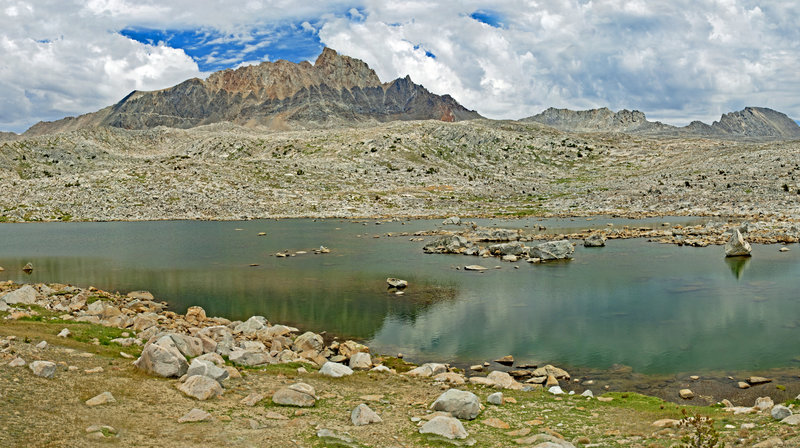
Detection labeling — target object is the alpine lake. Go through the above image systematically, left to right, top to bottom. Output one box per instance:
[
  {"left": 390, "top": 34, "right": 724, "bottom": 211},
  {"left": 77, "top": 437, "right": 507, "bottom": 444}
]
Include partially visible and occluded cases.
[{"left": 2, "top": 217, "right": 799, "bottom": 400}]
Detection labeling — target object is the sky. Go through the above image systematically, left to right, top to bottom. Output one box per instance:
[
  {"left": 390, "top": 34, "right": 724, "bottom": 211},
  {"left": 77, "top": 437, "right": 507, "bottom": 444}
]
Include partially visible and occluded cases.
[{"left": 2, "top": 0, "right": 799, "bottom": 133}]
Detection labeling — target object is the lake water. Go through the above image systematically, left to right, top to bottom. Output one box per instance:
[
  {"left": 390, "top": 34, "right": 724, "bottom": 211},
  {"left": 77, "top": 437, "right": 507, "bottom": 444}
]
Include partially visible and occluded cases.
[{"left": 1, "top": 218, "right": 799, "bottom": 375}]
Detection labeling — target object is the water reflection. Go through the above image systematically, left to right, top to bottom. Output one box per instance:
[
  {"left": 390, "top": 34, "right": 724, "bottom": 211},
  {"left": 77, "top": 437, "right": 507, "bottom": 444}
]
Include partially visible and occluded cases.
[
  {"left": 1, "top": 219, "right": 800, "bottom": 374},
  {"left": 725, "top": 256, "right": 751, "bottom": 279}
]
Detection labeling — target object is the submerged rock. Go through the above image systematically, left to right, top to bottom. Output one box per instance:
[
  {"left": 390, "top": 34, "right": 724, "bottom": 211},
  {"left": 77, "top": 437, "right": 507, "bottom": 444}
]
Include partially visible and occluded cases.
[
  {"left": 584, "top": 233, "right": 606, "bottom": 247},
  {"left": 531, "top": 240, "right": 574, "bottom": 261},
  {"left": 386, "top": 278, "right": 408, "bottom": 289}
]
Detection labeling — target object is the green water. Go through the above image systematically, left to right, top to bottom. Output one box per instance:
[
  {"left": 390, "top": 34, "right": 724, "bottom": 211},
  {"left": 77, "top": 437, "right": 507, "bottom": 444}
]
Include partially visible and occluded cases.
[{"left": 1, "top": 218, "right": 798, "bottom": 375}]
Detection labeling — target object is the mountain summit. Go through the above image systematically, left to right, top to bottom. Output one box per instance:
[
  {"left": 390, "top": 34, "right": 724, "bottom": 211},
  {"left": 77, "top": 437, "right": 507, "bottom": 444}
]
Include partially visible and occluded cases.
[
  {"left": 25, "top": 48, "right": 481, "bottom": 136},
  {"left": 524, "top": 106, "right": 800, "bottom": 140}
]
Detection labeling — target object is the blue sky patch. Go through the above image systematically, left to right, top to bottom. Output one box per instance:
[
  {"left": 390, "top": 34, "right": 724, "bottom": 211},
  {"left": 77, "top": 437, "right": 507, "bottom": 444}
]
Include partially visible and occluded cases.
[
  {"left": 469, "top": 9, "right": 505, "bottom": 28},
  {"left": 120, "top": 23, "right": 324, "bottom": 72},
  {"left": 413, "top": 44, "right": 436, "bottom": 59}
]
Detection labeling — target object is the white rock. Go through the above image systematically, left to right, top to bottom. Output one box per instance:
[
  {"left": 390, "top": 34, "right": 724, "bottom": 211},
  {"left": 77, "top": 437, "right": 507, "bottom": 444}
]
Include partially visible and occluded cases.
[
  {"left": 725, "top": 229, "right": 752, "bottom": 257},
  {"left": 1, "top": 285, "right": 37, "bottom": 305},
  {"left": 233, "top": 316, "right": 268, "bottom": 335},
  {"left": 57, "top": 328, "right": 71, "bottom": 338},
  {"left": 291, "top": 331, "right": 323, "bottom": 353},
  {"left": 133, "top": 335, "right": 189, "bottom": 378},
  {"left": 35, "top": 340, "right": 48, "bottom": 350},
  {"left": 228, "top": 349, "right": 272, "bottom": 367},
  {"left": 349, "top": 352, "right": 372, "bottom": 370},
  {"left": 9, "top": 357, "right": 26, "bottom": 367},
  {"left": 186, "top": 358, "right": 229, "bottom": 383},
  {"left": 29, "top": 360, "right": 56, "bottom": 378},
  {"left": 319, "top": 361, "right": 353, "bottom": 378},
  {"left": 405, "top": 363, "right": 447, "bottom": 377},
  {"left": 370, "top": 365, "right": 393, "bottom": 373},
  {"left": 178, "top": 375, "right": 223, "bottom": 400},
  {"left": 272, "top": 383, "right": 316, "bottom": 407},
  {"left": 548, "top": 386, "right": 565, "bottom": 395},
  {"left": 430, "top": 389, "right": 481, "bottom": 420},
  {"left": 581, "top": 390, "right": 594, "bottom": 398},
  {"left": 85, "top": 392, "right": 116, "bottom": 406},
  {"left": 487, "top": 392, "right": 503, "bottom": 405},
  {"left": 754, "top": 396, "right": 774, "bottom": 411},
  {"left": 351, "top": 403, "right": 382, "bottom": 426},
  {"left": 178, "top": 408, "right": 212, "bottom": 423},
  {"left": 782, "top": 414, "right": 800, "bottom": 425},
  {"left": 419, "top": 415, "right": 468, "bottom": 440}
]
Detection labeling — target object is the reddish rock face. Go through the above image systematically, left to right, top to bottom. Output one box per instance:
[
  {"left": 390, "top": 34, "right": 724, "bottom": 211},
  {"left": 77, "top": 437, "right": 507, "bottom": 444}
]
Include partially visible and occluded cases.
[{"left": 24, "top": 48, "right": 481, "bottom": 136}]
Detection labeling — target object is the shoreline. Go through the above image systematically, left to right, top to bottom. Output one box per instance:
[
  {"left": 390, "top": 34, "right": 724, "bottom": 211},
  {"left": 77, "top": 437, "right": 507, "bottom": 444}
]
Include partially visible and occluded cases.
[
  {"left": 1, "top": 279, "right": 797, "bottom": 407},
  {"left": 2, "top": 280, "right": 799, "bottom": 446}
]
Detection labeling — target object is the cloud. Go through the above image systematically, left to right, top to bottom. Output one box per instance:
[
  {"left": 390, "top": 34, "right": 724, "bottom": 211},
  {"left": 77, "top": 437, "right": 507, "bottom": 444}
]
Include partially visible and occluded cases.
[{"left": 2, "top": 0, "right": 800, "bottom": 132}]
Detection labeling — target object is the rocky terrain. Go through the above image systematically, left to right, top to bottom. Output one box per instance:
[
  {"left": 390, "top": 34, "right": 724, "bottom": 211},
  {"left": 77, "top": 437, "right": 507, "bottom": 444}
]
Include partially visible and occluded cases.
[
  {"left": 23, "top": 48, "right": 480, "bottom": 137},
  {"left": 525, "top": 106, "right": 800, "bottom": 140},
  {"left": 2, "top": 117, "right": 800, "bottom": 223},
  {"left": 2, "top": 280, "right": 800, "bottom": 447}
]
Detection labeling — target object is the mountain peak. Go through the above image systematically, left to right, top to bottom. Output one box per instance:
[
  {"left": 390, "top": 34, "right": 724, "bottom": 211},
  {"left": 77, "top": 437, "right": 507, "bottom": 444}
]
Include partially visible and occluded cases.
[{"left": 24, "top": 48, "right": 480, "bottom": 136}]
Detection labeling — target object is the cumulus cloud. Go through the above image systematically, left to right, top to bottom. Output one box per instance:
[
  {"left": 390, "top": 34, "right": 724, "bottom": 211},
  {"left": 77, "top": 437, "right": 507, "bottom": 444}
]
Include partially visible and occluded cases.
[
  {"left": 2, "top": 0, "right": 800, "bottom": 132},
  {"left": 319, "top": 0, "right": 800, "bottom": 124}
]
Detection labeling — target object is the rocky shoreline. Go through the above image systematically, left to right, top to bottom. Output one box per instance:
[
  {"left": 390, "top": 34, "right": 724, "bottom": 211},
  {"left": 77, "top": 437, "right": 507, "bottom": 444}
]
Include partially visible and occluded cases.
[{"left": 2, "top": 280, "right": 800, "bottom": 446}]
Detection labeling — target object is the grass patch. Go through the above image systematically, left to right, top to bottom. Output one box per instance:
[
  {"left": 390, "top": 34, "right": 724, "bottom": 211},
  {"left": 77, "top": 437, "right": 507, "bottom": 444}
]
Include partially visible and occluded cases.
[
  {"left": 85, "top": 295, "right": 112, "bottom": 305},
  {"left": 378, "top": 356, "right": 416, "bottom": 373}
]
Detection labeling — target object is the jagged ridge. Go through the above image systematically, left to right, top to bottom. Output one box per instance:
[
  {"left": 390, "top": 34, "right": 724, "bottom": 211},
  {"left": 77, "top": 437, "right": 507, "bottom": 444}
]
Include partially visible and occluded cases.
[
  {"left": 25, "top": 48, "right": 481, "bottom": 136},
  {"left": 524, "top": 106, "right": 800, "bottom": 140}
]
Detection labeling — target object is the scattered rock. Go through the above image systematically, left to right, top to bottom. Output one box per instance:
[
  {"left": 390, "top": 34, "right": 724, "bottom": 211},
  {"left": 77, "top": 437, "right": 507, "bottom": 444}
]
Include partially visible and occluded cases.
[
  {"left": 442, "top": 216, "right": 461, "bottom": 225},
  {"left": 725, "top": 229, "right": 752, "bottom": 257},
  {"left": 584, "top": 234, "right": 606, "bottom": 247},
  {"left": 531, "top": 240, "right": 574, "bottom": 261},
  {"left": 22, "top": 262, "right": 33, "bottom": 273},
  {"left": 464, "top": 264, "right": 488, "bottom": 271},
  {"left": 386, "top": 278, "right": 408, "bottom": 289},
  {"left": 1, "top": 285, "right": 37, "bottom": 305},
  {"left": 233, "top": 316, "right": 267, "bottom": 335},
  {"left": 57, "top": 328, "right": 71, "bottom": 338},
  {"left": 292, "top": 331, "right": 323, "bottom": 353},
  {"left": 133, "top": 335, "right": 189, "bottom": 377},
  {"left": 35, "top": 340, "right": 48, "bottom": 350},
  {"left": 228, "top": 349, "right": 271, "bottom": 367},
  {"left": 349, "top": 352, "right": 372, "bottom": 370},
  {"left": 494, "top": 355, "right": 514, "bottom": 366},
  {"left": 9, "top": 357, "right": 26, "bottom": 367},
  {"left": 186, "top": 358, "right": 229, "bottom": 383},
  {"left": 29, "top": 360, "right": 56, "bottom": 378},
  {"left": 319, "top": 361, "right": 353, "bottom": 378},
  {"left": 406, "top": 363, "right": 447, "bottom": 377},
  {"left": 178, "top": 375, "right": 223, "bottom": 400},
  {"left": 747, "top": 376, "right": 772, "bottom": 385},
  {"left": 738, "top": 381, "right": 751, "bottom": 389},
  {"left": 273, "top": 383, "right": 316, "bottom": 407},
  {"left": 548, "top": 386, "right": 565, "bottom": 395},
  {"left": 430, "top": 389, "right": 481, "bottom": 420},
  {"left": 679, "top": 389, "right": 694, "bottom": 399},
  {"left": 581, "top": 390, "right": 593, "bottom": 398},
  {"left": 85, "top": 392, "right": 116, "bottom": 407},
  {"left": 487, "top": 392, "right": 503, "bottom": 405},
  {"left": 240, "top": 393, "right": 265, "bottom": 407},
  {"left": 754, "top": 396, "right": 774, "bottom": 411},
  {"left": 351, "top": 403, "right": 382, "bottom": 426},
  {"left": 772, "top": 405, "right": 792, "bottom": 420},
  {"left": 178, "top": 408, "right": 212, "bottom": 423},
  {"left": 783, "top": 414, "right": 800, "bottom": 425},
  {"left": 419, "top": 415, "right": 469, "bottom": 440},
  {"left": 483, "top": 417, "right": 510, "bottom": 429},
  {"left": 652, "top": 419, "right": 680, "bottom": 428},
  {"left": 85, "top": 425, "right": 117, "bottom": 440},
  {"left": 316, "top": 428, "right": 359, "bottom": 446},
  {"left": 513, "top": 433, "right": 576, "bottom": 447}
]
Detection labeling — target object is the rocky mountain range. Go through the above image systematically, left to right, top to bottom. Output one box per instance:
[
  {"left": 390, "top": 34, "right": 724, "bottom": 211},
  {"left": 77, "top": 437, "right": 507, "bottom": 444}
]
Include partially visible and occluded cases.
[
  {"left": 23, "top": 48, "right": 481, "bottom": 137},
  {"left": 524, "top": 106, "right": 800, "bottom": 140}
]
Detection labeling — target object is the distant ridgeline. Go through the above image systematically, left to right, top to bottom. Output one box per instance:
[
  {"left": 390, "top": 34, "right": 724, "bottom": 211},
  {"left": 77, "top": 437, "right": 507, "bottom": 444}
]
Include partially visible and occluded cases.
[
  {"left": 13, "top": 46, "right": 800, "bottom": 141},
  {"left": 23, "top": 48, "right": 481, "bottom": 137},
  {"left": 523, "top": 106, "right": 800, "bottom": 140}
]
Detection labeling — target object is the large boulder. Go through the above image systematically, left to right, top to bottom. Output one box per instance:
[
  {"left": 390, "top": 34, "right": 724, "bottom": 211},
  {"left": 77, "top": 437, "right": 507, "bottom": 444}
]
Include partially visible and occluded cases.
[
  {"left": 725, "top": 229, "right": 752, "bottom": 257},
  {"left": 584, "top": 234, "right": 606, "bottom": 247},
  {"left": 423, "top": 235, "right": 471, "bottom": 254},
  {"left": 531, "top": 240, "right": 574, "bottom": 261},
  {"left": 488, "top": 242, "right": 526, "bottom": 256},
  {"left": 2, "top": 285, "right": 37, "bottom": 305},
  {"left": 233, "top": 316, "right": 268, "bottom": 335},
  {"left": 292, "top": 331, "right": 324, "bottom": 353},
  {"left": 133, "top": 336, "right": 189, "bottom": 378},
  {"left": 228, "top": 349, "right": 272, "bottom": 367},
  {"left": 349, "top": 352, "right": 372, "bottom": 370},
  {"left": 186, "top": 358, "right": 229, "bottom": 383},
  {"left": 319, "top": 362, "right": 353, "bottom": 378},
  {"left": 178, "top": 375, "right": 223, "bottom": 400},
  {"left": 272, "top": 383, "right": 316, "bottom": 407},
  {"left": 430, "top": 389, "right": 481, "bottom": 420},
  {"left": 772, "top": 405, "right": 792, "bottom": 420},
  {"left": 419, "top": 415, "right": 469, "bottom": 440}
]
